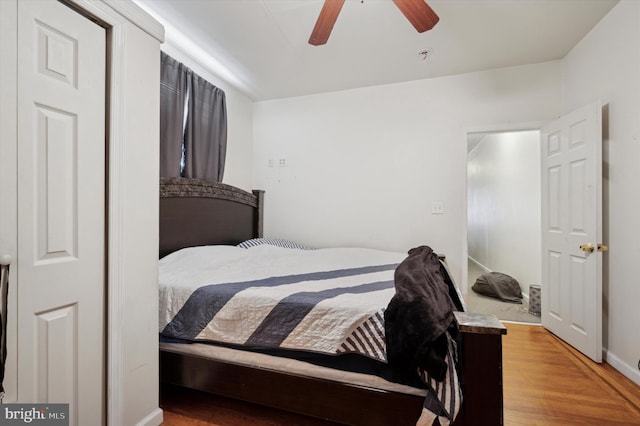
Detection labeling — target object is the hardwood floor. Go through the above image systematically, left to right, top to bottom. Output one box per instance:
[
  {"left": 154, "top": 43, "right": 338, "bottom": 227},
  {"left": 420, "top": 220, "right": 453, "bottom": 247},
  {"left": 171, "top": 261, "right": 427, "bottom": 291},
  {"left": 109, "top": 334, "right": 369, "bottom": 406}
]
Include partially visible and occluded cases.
[
  {"left": 160, "top": 323, "right": 640, "bottom": 425},
  {"left": 502, "top": 324, "right": 640, "bottom": 425}
]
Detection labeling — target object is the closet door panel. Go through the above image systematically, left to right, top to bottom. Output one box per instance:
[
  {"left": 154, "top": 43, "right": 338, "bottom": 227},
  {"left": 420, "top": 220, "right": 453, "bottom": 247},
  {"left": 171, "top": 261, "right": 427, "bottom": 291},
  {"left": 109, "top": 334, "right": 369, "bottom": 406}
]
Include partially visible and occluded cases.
[{"left": 17, "top": 1, "right": 106, "bottom": 424}]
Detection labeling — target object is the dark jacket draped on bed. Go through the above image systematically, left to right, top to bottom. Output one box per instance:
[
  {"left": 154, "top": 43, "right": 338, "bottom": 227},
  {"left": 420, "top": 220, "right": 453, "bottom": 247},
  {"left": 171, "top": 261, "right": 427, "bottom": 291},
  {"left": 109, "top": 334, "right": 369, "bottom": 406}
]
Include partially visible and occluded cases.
[{"left": 384, "top": 245, "right": 459, "bottom": 382}]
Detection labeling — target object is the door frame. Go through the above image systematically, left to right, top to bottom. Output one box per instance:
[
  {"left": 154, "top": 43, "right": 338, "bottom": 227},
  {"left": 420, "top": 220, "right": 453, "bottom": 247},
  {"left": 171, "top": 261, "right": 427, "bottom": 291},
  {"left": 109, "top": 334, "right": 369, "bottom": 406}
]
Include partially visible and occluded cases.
[
  {"left": 0, "top": 1, "right": 163, "bottom": 424},
  {"left": 64, "top": 3, "right": 163, "bottom": 424},
  {"left": 462, "top": 121, "right": 543, "bottom": 297}
]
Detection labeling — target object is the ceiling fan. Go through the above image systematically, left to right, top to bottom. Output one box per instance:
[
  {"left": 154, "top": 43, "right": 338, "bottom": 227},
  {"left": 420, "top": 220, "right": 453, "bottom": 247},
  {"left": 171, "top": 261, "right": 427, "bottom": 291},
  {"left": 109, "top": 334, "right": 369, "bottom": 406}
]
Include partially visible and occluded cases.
[{"left": 309, "top": 0, "right": 439, "bottom": 46}]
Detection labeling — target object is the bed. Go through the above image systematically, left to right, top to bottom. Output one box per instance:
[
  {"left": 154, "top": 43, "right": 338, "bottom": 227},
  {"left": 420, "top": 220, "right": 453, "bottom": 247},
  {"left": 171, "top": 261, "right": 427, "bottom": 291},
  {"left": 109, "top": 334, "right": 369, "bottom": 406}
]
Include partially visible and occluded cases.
[{"left": 158, "top": 177, "right": 507, "bottom": 426}]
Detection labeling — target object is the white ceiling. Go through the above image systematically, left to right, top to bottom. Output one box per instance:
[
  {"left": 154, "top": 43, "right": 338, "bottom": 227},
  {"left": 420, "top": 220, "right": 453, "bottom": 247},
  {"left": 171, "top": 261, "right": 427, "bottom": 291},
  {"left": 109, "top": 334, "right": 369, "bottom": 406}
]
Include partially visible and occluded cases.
[{"left": 137, "top": 0, "right": 619, "bottom": 101}]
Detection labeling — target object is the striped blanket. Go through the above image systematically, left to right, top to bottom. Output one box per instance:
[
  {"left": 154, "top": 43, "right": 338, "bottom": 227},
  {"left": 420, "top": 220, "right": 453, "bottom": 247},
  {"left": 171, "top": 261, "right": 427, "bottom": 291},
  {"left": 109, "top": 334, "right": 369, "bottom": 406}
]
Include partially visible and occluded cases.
[
  {"left": 159, "top": 244, "right": 461, "bottom": 424},
  {"left": 160, "top": 245, "right": 401, "bottom": 361}
]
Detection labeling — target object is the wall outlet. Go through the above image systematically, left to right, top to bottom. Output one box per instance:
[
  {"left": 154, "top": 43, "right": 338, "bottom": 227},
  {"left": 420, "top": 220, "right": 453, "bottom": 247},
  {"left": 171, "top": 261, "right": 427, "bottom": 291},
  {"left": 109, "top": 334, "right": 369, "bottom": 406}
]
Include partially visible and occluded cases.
[
  {"left": 267, "top": 158, "right": 274, "bottom": 168},
  {"left": 278, "top": 158, "right": 287, "bottom": 167},
  {"left": 431, "top": 201, "right": 444, "bottom": 215}
]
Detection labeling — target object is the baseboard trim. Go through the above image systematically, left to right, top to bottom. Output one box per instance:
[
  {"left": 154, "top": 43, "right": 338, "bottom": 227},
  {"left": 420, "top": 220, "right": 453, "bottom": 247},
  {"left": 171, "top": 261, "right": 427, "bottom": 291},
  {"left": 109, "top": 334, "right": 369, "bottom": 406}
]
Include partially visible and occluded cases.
[
  {"left": 467, "top": 256, "right": 491, "bottom": 274},
  {"left": 604, "top": 349, "right": 640, "bottom": 387},
  {"left": 136, "top": 407, "right": 163, "bottom": 426}
]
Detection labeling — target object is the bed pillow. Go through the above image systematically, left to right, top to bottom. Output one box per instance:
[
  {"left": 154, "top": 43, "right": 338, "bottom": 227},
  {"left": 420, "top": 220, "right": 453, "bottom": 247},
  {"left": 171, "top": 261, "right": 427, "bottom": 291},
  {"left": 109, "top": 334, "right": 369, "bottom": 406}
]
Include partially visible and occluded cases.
[{"left": 237, "top": 238, "right": 314, "bottom": 250}]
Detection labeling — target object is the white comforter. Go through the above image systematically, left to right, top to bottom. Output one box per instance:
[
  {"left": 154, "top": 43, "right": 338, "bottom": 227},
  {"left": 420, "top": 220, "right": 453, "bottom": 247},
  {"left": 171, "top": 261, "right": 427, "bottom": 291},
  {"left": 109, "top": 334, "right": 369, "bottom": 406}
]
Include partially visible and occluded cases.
[{"left": 159, "top": 244, "right": 406, "bottom": 360}]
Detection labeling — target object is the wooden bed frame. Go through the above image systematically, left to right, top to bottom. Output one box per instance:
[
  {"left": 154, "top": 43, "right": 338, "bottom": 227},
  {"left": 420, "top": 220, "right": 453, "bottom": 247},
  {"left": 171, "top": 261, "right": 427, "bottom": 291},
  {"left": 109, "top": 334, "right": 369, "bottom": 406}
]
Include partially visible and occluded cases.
[{"left": 159, "top": 177, "right": 507, "bottom": 426}]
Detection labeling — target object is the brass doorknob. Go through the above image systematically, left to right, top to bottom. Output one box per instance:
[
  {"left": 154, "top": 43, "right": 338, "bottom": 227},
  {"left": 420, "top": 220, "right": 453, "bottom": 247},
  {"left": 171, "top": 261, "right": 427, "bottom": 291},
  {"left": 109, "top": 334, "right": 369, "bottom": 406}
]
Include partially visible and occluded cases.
[
  {"left": 579, "top": 243, "right": 608, "bottom": 253},
  {"left": 580, "top": 243, "right": 595, "bottom": 253}
]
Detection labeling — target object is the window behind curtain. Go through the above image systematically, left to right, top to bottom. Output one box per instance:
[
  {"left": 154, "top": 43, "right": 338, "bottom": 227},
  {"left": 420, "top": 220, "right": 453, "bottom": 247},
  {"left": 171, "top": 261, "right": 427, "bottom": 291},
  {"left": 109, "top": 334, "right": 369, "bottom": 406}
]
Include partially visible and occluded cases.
[{"left": 159, "top": 52, "right": 227, "bottom": 182}]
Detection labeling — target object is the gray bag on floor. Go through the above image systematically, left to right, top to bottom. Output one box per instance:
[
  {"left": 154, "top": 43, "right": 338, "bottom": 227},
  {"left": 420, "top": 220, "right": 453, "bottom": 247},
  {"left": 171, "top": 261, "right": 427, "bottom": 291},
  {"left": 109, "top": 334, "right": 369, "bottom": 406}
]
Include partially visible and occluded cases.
[{"left": 472, "top": 272, "right": 523, "bottom": 304}]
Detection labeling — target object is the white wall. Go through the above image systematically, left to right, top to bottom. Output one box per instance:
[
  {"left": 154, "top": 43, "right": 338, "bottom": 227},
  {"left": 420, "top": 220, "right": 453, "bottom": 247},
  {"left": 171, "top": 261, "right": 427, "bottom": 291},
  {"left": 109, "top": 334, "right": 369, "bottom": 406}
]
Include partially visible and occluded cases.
[
  {"left": 561, "top": 0, "right": 640, "bottom": 385},
  {"left": 160, "top": 43, "right": 254, "bottom": 191},
  {"left": 253, "top": 62, "right": 561, "bottom": 286},
  {"left": 467, "top": 131, "right": 541, "bottom": 291}
]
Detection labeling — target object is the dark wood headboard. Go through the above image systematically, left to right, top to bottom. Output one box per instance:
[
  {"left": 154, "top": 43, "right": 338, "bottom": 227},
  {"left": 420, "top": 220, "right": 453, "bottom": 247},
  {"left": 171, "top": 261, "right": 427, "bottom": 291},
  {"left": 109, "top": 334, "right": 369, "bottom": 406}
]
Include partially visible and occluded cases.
[{"left": 159, "top": 178, "right": 264, "bottom": 258}]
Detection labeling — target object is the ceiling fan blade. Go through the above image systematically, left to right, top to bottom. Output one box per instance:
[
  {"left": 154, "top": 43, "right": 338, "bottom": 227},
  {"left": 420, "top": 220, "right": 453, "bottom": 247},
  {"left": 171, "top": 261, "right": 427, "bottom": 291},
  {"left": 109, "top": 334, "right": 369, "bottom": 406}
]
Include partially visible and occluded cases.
[
  {"left": 309, "top": 0, "right": 346, "bottom": 46},
  {"left": 392, "top": 0, "right": 439, "bottom": 33}
]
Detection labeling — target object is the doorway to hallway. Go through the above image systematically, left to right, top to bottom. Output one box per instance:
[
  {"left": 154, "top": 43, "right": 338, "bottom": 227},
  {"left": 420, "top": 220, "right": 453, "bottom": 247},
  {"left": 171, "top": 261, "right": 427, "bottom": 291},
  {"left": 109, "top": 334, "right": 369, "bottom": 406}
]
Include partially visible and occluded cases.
[{"left": 466, "top": 130, "right": 541, "bottom": 324}]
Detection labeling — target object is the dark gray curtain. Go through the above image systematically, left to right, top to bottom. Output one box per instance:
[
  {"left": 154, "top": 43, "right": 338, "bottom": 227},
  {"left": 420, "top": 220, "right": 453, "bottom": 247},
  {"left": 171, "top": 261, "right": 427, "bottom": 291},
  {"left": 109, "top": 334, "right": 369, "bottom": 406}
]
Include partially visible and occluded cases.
[
  {"left": 160, "top": 52, "right": 188, "bottom": 178},
  {"left": 184, "top": 73, "right": 227, "bottom": 182}
]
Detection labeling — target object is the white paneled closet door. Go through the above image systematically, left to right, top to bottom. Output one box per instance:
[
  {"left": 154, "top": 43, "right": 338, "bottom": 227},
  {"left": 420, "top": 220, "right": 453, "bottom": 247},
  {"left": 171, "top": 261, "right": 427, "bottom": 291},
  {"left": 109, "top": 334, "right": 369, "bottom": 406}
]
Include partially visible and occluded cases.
[{"left": 17, "top": 1, "right": 106, "bottom": 424}]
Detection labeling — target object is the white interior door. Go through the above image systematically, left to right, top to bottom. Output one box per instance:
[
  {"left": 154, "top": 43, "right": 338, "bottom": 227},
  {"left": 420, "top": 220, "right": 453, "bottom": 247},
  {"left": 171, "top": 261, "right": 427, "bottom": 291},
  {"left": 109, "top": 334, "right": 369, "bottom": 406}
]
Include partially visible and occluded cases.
[
  {"left": 17, "top": 1, "right": 106, "bottom": 424},
  {"left": 540, "top": 102, "right": 603, "bottom": 362}
]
